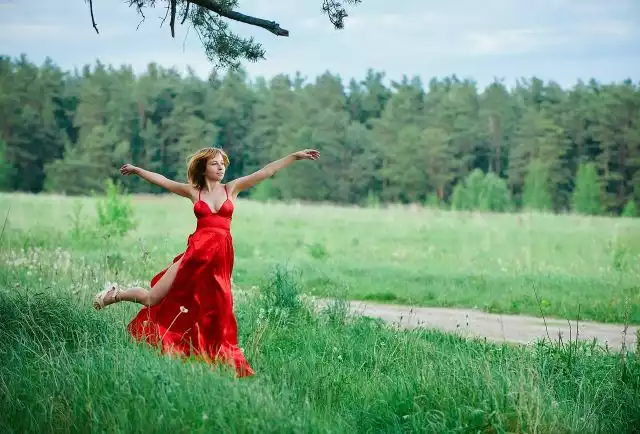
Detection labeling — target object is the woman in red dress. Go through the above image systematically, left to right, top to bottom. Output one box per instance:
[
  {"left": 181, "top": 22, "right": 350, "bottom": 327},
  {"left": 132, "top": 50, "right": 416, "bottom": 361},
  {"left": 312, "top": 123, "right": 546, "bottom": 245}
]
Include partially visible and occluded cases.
[{"left": 92, "top": 147, "right": 320, "bottom": 377}]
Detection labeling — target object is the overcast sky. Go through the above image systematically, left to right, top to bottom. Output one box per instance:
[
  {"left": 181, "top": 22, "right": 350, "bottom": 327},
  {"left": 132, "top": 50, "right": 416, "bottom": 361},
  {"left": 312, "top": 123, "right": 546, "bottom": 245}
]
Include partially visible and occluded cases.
[{"left": 1, "top": 0, "right": 638, "bottom": 89}]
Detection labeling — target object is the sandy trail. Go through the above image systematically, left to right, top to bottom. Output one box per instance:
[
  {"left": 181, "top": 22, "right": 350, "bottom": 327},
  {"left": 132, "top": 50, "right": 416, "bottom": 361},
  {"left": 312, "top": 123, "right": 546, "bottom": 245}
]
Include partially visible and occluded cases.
[{"left": 314, "top": 299, "right": 638, "bottom": 352}]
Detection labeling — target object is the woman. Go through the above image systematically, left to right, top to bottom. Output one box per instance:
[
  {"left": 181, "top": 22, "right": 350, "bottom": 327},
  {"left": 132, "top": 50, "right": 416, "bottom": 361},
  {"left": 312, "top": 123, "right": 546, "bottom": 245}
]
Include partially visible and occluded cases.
[{"left": 92, "top": 147, "right": 320, "bottom": 377}]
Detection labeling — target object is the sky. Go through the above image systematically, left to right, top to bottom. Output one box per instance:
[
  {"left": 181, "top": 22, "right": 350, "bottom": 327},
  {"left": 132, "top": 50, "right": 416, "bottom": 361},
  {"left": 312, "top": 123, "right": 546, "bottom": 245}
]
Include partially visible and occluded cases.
[{"left": 0, "top": 0, "right": 638, "bottom": 89}]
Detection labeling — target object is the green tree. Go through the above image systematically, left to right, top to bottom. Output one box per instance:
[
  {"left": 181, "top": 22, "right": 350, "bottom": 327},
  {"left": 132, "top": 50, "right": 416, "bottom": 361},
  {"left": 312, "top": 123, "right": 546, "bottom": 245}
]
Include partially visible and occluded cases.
[
  {"left": 1, "top": 53, "right": 640, "bottom": 217},
  {"left": 0, "top": 55, "right": 67, "bottom": 192},
  {"left": 210, "top": 68, "right": 255, "bottom": 181},
  {"left": 347, "top": 69, "right": 392, "bottom": 127},
  {"left": 270, "top": 72, "right": 351, "bottom": 202},
  {"left": 371, "top": 76, "right": 425, "bottom": 202},
  {"left": 428, "top": 78, "right": 482, "bottom": 181},
  {"left": 478, "top": 79, "right": 517, "bottom": 177},
  {"left": 589, "top": 81, "right": 640, "bottom": 213},
  {"left": 508, "top": 107, "right": 569, "bottom": 209},
  {"left": 343, "top": 122, "right": 380, "bottom": 204},
  {"left": 45, "top": 125, "right": 129, "bottom": 194},
  {"left": 421, "top": 127, "right": 456, "bottom": 201},
  {"left": 0, "top": 139, "right": 13, "bottom": 190},
  {"left": 522, "top": 159, "right": 553, "bottom": 211},
  {"left": 572, "top": 162, "right": 601, "bottom": 215},
  {"left": 450, "top": 169, "right": 511, "bottom": 212},
  {"left": 451, "top": 169, "right": 484, "bottom": 211},
  {"left": 479, "top": 172, "right": 513, "bottom": 212},
  {"left": 621, "top": 199, "right": 637, "bottom": 218}
]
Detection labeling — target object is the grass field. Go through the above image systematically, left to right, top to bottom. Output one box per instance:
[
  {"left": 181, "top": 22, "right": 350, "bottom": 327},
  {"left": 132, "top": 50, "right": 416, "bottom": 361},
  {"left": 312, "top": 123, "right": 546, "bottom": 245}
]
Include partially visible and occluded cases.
[
  {"left": 1, "top": 192, "right": 640, "bottom": 433},
  {"left": 3, "top": 192, "right": 640, "bottom": 323}
]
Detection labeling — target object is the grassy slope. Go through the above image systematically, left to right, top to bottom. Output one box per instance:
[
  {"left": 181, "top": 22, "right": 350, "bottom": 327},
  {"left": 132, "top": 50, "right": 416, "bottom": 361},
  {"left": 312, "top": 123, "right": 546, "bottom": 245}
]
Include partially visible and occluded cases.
[{"left": 0, "top": 193, "right": 639, "bottom": 432}]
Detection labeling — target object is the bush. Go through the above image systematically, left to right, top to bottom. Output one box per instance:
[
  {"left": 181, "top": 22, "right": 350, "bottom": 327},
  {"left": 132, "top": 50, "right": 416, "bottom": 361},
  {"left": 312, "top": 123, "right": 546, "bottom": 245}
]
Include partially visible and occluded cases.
[
  {"left": 523, "top": 160, "right": 553, "bottom": 211},
  {"left": 572, "top": 162, "right": 601, "bottom": 215},
  {"left": 451, "top": 169, "right": 513, "bottom": 212},
  {"left": 479, "top": 172, "right": 513, "bottom": 212},
  {"left": 250, "top": 177, "right": 276, "bottom": 202},
  {"left": 95, "top": 179, "right": 137, "bottom": 237},
  {"left": 364, "top": 190, "right": 380, "bottom": 208},
  {"left": 621, "top": 199, "right": 637, "bottom": 218},
  {"left": 259, "top": 264, "right": 305, "bottom": 321}
]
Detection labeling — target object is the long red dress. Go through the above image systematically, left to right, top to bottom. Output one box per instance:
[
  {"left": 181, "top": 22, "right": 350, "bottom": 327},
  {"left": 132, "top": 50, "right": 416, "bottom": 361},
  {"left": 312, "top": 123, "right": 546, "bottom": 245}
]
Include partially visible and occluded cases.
[{"left": 127, "top": 185, "right": 255, "bottom": 377}]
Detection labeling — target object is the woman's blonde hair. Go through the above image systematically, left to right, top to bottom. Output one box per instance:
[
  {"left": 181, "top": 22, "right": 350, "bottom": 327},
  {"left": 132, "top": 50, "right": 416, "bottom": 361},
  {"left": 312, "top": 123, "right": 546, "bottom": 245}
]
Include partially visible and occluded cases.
[{"left": 186, "top": 147, "right": 230, "bottom": 190}]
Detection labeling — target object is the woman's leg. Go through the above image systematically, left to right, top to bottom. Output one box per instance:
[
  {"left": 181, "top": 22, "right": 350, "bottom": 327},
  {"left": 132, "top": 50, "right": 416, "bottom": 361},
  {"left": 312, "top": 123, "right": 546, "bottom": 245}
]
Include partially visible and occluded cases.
[{"left": 93, "top": 256, "right": 183, "bottom": 309}]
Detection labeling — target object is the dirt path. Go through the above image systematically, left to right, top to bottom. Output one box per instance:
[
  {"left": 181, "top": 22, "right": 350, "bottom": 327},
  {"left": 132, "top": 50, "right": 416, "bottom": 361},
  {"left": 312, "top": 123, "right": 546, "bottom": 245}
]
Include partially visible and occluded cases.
[{"left": 314, "top": 299, "right": 638, "bottom": 352}]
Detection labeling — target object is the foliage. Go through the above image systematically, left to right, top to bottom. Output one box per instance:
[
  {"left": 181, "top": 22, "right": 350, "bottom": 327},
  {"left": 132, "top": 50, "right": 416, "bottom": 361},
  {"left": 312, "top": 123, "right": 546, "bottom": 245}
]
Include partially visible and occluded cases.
[
  {"left": 115, "top": 0, "right": 363, "bottom": 69},
  {"left": 1, "top": 55, "right": 640, "bottom": 216},
  {"left": 0, "top": 139, "right": 13, "bottom": 190},
  {"left": 523, "top": 160, "right": 553, "bottom": 211},
  {"left": 572, "top": 162, "right": 601, "bottom": 215},
  {"left": 451, "top": 169, "right": 512, "bottom": 212},
  {"left": 479, "top": 172, "right": 513, "bottom": 212},
  {"left": 249, "top": 177, "right": 276, "bottom": 201},
  {"left": 95, "top": 179, "right": 137, "bottom": 238},
  {"left": 622, "top": 199, "right": 637, "bottom": 218},
  {"left": 258, "top": 264, "right": 306, "bottom": 322}
]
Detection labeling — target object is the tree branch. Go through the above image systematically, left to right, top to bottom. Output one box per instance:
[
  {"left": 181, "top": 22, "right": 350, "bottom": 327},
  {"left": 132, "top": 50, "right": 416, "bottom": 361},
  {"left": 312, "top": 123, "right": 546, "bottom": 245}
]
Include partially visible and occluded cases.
[
  {"left": 88, "top": 0, "right": 99, "bottom": 34},
  {"left": 170, "top": 0, "right": 177, "bottom": 37},
  {"left": 188, "top": 0, "right": 289, "bottom": 36},
  {"left": 322, "top": 0, "right": 362, "bottom": 29},
  {"left": 180, "top": 1, "right": 190, "bottom": 25},
  {"left": 160, "top": 2, "right": 171, "bottom": 27},
  {"left": 136, "top": 5, "right": 146, "bottom": 29}
]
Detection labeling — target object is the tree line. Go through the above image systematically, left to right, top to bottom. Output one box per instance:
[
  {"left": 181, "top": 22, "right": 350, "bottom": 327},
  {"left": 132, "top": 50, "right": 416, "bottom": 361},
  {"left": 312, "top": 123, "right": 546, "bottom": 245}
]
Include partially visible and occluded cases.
[{"left": 0, "top": 53, "right": 638, "bottom": 217}]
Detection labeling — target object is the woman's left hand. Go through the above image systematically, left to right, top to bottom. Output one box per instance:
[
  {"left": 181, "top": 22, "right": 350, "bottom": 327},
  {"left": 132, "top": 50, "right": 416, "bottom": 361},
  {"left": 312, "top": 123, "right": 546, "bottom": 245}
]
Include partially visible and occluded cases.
[{"left": 292, "top": 149, "right": 320, "bottom": 161}]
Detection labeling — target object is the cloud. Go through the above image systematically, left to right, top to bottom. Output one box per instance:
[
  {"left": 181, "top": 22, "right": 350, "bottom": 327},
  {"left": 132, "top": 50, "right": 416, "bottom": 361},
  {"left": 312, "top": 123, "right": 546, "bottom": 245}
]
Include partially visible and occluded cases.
[
  {"left": 0, "top": 0, "right": 637, "bottom": 90},
  {"left": 479, "top": 18, "right": 635, "bottom": 54},
  {"left": 574, "top": 20, "right": 635, "bottom": 40},
  {"left": 0, "top": 24, "right": 72, "bottom": 42},
  {"left": 464, "top": 28, "right": 566, "bottom": 56}
]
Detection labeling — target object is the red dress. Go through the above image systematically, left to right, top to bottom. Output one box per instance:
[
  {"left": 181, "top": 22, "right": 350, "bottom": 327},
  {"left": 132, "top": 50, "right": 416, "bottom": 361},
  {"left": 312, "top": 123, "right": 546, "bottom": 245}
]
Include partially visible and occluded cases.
[{"left": 127, "top": 185, "right": 255, "bottom": 377}]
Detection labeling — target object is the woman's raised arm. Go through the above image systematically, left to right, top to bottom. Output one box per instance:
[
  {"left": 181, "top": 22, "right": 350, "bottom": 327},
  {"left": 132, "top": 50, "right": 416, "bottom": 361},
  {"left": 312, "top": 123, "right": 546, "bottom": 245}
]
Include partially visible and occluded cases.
[
  {"left": 227, "top": 149, "right": 320, "bottom": 197},
  {"left": 120, "top": 164, "right": 194, "bottom": 199}
]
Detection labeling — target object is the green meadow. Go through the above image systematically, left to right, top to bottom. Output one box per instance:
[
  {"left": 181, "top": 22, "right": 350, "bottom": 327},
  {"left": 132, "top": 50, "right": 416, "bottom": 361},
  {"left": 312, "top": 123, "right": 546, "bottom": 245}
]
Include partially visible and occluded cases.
[
  {"left": 1, "top": 192, "right": 639, "bottom": 433},
  {"left": 4, "top": 192, "right": 640, "bottom": 322}
]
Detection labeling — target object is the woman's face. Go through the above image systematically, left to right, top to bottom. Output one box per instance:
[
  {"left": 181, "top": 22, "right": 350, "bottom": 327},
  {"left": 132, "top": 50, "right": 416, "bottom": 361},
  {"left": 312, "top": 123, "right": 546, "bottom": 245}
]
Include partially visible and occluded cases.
[{"left": 205, "top": 153, "right": 226, "bottom": 181}]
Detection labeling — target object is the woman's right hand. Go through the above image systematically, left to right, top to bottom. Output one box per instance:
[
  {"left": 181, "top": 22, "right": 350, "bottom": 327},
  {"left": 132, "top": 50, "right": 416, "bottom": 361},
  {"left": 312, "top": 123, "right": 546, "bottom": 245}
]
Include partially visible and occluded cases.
[{"left": 120, "top": 164, "right": 139, "bottom": 176}]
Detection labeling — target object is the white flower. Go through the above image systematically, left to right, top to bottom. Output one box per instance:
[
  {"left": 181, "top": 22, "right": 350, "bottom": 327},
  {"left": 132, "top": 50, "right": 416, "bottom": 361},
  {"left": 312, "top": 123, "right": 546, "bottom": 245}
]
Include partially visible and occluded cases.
[{"left": 180, "top": 306, "right": 189, "bottom": 313}]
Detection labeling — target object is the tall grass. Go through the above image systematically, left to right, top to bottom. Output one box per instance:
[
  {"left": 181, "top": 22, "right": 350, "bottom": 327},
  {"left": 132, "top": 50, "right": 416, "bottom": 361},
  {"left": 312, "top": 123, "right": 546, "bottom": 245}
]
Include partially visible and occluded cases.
[
  {"left": 1, "top": 192, "right": 639, "bottom": 432},
  {"left": 2, "top": 192, "right": 639, "bottom": 324},
  {"left": 1, "top": 267, "right": 639, "bottom": 433}
]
